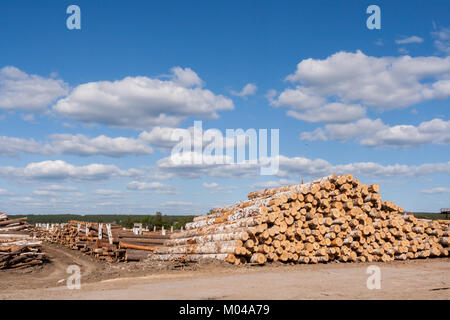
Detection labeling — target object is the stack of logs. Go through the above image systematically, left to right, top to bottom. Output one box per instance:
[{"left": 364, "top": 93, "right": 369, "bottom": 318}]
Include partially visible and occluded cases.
[
  {"left": 146, "top": 174, "right": 450, "bottom": 264},
  {"left": 0, "top": 213, "right": 47, "bottom": 269},
  {"left": 39, "top": 221, "right": 172, "bottom": 262}
]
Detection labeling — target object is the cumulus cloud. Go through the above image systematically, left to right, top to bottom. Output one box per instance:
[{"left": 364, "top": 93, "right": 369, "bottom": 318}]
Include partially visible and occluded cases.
[
  {"left": 432, "top": 26, "right": 450, "bottom": 55},
  {"left": 395, "top": 36, "right": 424, "bottom": 44},
  {"left": 398, "top": 48, "right": 409, "bottom": 55},
  {"left": 272, "top": 51, "right": 450, "bottom": 116},
  {"left": 0, "top": 66, "right": 68, "bottom": 112},
  {"left": 53, "top": 67, "right": 234, "bottom": 129},
  {"left": 169, "top": 67, "right": 204, "bottom": 87},
  {"left": 231, "top": 83, "right": 258, "bottom": 97},
  {"left": 271, "top": 86, "right": 325, "bottom": 110},
  {"left": 286, "top": 103, "right": 366, "bottom": 123},
  {"left": 300, "top": 118, "right": 450, "bottom": 148},
  {"left": 300, "top": 118, "right": 386, "bottom": 142},
  {"left": 360, "top": 118, "right": 450, "bottom": 147},
  {"left": 139, "top": 125, "right": 248, "bottom": 153},
  {"left": 140, "top": 126, "right": 209, "bottom": 152},
  {"left": 0, "top": 133, "right": 154, "bottom": 157},
  {"left": 49, "top": 134, "right": 153, "bottom": 157},
  {"left": 0, "top": 136, "right": 52, "bottom": 157},
  {"left": 156, "top": 152, "right": 450, "bottom": 180},
  {"left": 157, "top": 152, "right": 259, "bottom": 179},
  {"left": 277, "top": 156, "right": 450, "bottom": 179},
  {"left": 0, "top": 160, "right": 132, "bottom": 181},
  {"left": 250, "top": 179, "right": 297, "bottom": 189},
  {"left": 126, "top": 181, "right": 175, "bottom": 194},
  {"left": 202, "top": 181, "right": 236, "bottom": 193},
  {"left": 202, "top": 182, "right": 219, "bottom": 189},
  {"left": 32, "top": 185, "right": 80, "bottom": 197},
  {"left": 39, "top": 185, "right": 78, "bottom": 192},
  {"left": 420, "top": 187, "right": 450, "bottom": 194},
  {"left": 0, "top": 189, "right": 13, "bottom": 196},
  {"left": 94, "top": 189, "right": 123, "bottom": 197},
  {"left": 32, "top": 190, "right": 58, "bottom": 196},
  {"left": 163, "top": 201, "right": 195, "bottom": 207}
]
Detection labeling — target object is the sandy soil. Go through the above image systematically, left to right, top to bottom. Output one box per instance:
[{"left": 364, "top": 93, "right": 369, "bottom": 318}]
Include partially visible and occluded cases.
[{"left": 0, "top": 243, "right": 449, "bottom": 300}]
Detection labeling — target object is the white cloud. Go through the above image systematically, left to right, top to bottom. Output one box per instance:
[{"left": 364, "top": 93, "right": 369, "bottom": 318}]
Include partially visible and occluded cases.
[
  {"left": 432, "top": 26, "right": 450, "bottom": 55},
  {"left": 395, "top": 36, "right": 424, "bottom": 44},
  {"left": 398, "top": 47, "right": 409, "bottom": 55},
  {"left": 273, "top": 51, "right": 450, "bottom": 114},
  {"left": 0, "top": 66, "right": 68, "bottom": 112},
  {"left": 53, "top": 67, "right": 234, "bottom": 129},
  {"left": 169, "top": 67, "right": 204, "bottom": 87},
  {"left": 231, "top": 83, "right": 258, "bottom": 97},
  {"left": 271, "top": 85, "right": 366, "bottom": 123},
  {"left": 271, "top": 86, "right": 325, "bottom": 110},
  {"left": 286, "top": 103, "right": 366, "bottom": 123},
  {"left": 21, "top": 113, "right": 35, "bottom": 122},
  {"left": 300, "top": 118, "right": 450, "bottom": 148},
  {"left": 300, "top": 118, "right": 386, "bottom": 142},
  {"left": 361, "top": 118, "right": 450, "bottom": 147},
  {"left": 62, "top": 122, "right": 76, "bottom": 128},
  {"left": 139, "top": 125, "right": 248, "bottom": 152},
  {"left": 138, "top": 127, "right": 187, "bottom": 151},
  {"left": 0, "top": 133, "right": 153, "bottom": 157},
  {"left": 49, "top": 133, "right": 153, "bottom": 157},
  {"left": 0, "top": 136, "right": 52, "bottom": 157},
  {"left": 156, "top": 152, "right": 450, "bottom": 180},
  {"left": 157, "top": 152, "right": 259, "bottom": 179},
  {"left": 277, "top": 156, "right": 450, "bottom": 179},
  {"left": 0, "top": 160, "right": 131, "bottom": 181},
  {"left": 250, "top": 179, "right": 297, "bottom": 189},
  {"left": 126, "top": 181, "right": 175, "bottom": 194},
  {"left": 202, "top": 181, "right": 236, "bottom": 193},
  {"left": 202, "top": 182, "right": 219, "bottom": 189},
  {"left": 38, "top": 185, "right": 78, "bottom": 192},
  {"left": 420, "top": 187, "right": 450, "bottom": 194},
  {"left": 31, "top": 188, "right": 83, "bottom": 197},
  {"left": 0, "top": 189, "right": 12, "bottom": 196},
  {"left": 94, "top": 189, "right": 123, "bottom": 196},
  {"left": 32, "top": 190, "right": 58, "bottom": 196},
  {"left": 10, "top": 196, "right": 34, "bottom": 202},
  {"left": 95, "top": 201, "right": 118, "bottom": 207},
  {"left": 163, "top": 201, "right": 194, "bottom": 206}
]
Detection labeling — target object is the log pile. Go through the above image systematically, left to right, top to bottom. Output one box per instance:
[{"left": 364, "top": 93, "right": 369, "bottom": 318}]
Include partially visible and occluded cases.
[
  {"left": 147, "top": 174, "right": 450, "bottom": 265},
  {"left": 0, "top": 213, "right": 48, "bottom": 269},
  {"left": 38, "top": 221, "right": 173, "bottom": 262}
]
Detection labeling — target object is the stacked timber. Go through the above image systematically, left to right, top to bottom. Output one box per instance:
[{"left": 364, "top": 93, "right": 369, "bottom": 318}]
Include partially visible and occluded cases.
[
  {"left": 147, "top": 174, "right": 450, "bottom": 264},
  {"left": 0, "top": 213, "right": 48, "bottom": 269},
  {"left": 39, "top": 221, "right": 173, "bottom": 262}
]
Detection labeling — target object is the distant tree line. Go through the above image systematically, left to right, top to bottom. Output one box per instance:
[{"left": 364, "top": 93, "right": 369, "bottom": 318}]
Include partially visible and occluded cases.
[{"left": 8, "top": 213, "right": 195, "bottom": 229}]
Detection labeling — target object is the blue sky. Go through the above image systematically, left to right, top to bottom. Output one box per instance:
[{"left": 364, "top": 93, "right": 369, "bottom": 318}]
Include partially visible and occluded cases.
[{"left": 0, "top": 0, "right": 449, "bottom": 215}]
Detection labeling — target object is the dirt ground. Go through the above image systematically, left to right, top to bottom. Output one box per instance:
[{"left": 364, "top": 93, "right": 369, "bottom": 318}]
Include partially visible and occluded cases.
[{"left": 0, "top": 243, "right": 449, "bottom": 300}]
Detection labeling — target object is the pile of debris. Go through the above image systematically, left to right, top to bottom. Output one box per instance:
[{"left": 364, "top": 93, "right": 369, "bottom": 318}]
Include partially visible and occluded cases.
[
  {"left": 146, "top": 174, "right": 449, "bottom": 264},
  {"left": 0, "top": 213, "right": 48, "bottom": 269},
  {"left": 39, "top": 221, "right": 173, "bottom": 262}
]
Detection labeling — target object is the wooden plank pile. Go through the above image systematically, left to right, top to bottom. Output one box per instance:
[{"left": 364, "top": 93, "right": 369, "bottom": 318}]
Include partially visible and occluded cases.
[
  {"left": 146, "top": 174, "right": 450, "bottom": 265},
  {"left": 0, "top": 213, "right": 48, "bottom": 269},
  {"left": 38, "top": 220, "right": 172, "bottom": 262}
]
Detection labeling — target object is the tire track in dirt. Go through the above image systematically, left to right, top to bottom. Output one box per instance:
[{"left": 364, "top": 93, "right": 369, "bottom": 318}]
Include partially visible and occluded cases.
[{"left": 0, "top": 243, "right": 102, "bottom": 292}]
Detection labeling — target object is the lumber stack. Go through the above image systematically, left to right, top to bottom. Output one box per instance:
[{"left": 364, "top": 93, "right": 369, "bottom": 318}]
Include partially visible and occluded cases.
[
  {"left": 147, "top": 174, "right": 450, "bottom": 265},
  {"left": 0, "top": 213, "right": 48, "bottom": 269},
  {"left": 38, "top": 221, "right": 173, "bottom": 262}
]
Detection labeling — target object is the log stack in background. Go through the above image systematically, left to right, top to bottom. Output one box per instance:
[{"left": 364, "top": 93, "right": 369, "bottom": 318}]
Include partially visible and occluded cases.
[
  {"left": 147, "top": 174, "right": 449, "bottom": 265},
  {"left": 0, "top": 213, "right": 48, "bottom": 269},
  {"left": 39, "top": 221, "right": 173, "bottom": 262}
]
